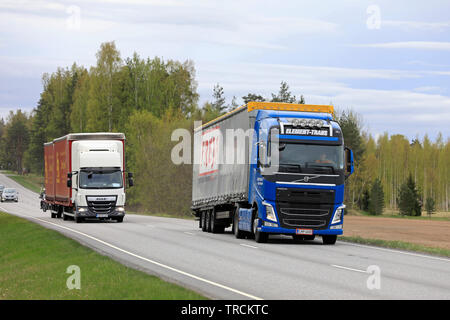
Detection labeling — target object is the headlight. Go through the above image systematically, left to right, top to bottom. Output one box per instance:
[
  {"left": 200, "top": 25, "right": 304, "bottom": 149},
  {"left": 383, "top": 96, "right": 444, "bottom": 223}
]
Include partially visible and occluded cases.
[
  {"left": 262, "top": 202, "right": 277, "bottom": 222},
  {"left": 331, "top": 205, "right": 345, "bottom": 224},
  {"left": 78, "top": 207, "right": 87, "bottom": 212},
  {"left": 116, "top": 207, "right": 125, "bottom": 212}
]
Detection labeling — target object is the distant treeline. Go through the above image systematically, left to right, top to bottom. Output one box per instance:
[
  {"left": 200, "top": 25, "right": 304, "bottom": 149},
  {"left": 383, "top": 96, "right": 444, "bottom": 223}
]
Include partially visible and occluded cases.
[{"left": 0, "top": 41, "right": 448, "bottom": 214}]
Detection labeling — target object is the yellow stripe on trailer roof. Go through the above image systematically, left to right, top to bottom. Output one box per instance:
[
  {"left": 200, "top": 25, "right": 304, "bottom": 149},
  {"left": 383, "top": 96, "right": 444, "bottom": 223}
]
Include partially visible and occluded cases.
[
  {"left": 247, "top": 101, "right": 334, "bottom": 114},
  {"left": 195, "top": 102, "right": 334, "bottom": 131}
]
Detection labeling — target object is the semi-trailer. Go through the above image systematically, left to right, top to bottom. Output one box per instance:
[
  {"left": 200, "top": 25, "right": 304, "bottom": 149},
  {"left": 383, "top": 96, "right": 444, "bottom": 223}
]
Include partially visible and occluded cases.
[
  {"left": 192, "top": 101, "right": 354, "bottom": 244},
  {"left": 40, "top": 132, "right": 133, "bottom": 223}
]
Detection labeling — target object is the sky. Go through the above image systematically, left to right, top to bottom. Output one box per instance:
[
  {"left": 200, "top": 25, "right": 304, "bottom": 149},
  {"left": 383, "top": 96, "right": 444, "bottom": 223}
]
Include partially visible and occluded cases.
[{"left": 0, "top": 0, "right": 449, "bottom": 140}]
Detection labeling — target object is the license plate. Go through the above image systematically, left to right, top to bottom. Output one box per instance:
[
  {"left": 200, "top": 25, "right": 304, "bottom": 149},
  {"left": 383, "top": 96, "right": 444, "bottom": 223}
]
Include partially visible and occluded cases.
[
  {"left": 96, "top": 214, "right": 108, "bottom": 218},
  {"left": 296, "top": 228, "right": 313, "bottom": 235}
]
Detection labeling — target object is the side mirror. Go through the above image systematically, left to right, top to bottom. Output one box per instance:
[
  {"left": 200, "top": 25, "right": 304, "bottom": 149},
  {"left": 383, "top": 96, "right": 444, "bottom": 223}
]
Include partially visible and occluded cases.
[
  {"left": 344, "top": 147, "right": 354, "bottom": 178},
  {"left": 128, "top": 172, "right": 133, "bottom": 178},
  {"left": 67, "top": 173, "right": 72, "bottom": 178},
  {"left": 128, "top": 178, "right": 134, "bottom": 187},
  {"left": 67, "top": 179, "right": 72, "bottom": 188}
]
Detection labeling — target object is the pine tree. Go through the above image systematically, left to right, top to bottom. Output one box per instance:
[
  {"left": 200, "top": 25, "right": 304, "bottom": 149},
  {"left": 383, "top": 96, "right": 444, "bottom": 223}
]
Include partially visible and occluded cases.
[
  {"left": 271, "top": 81, "right": 296, "bottom": 103},
  {"left": 211, "top": 83, "right": 227, "bottom": 113},
  {"left": 242, "top": 93, "right": 265, "bottom": 104},
  {"left": 398, "top": 174, "right": 422, "bottom": 216},
  {"left": 368, "top": 178, "right": 384, "bottom": 215},
  {"left": 359, "top": 188, "right": 370, "bottom": 211},
  {"left": 425, "top": 197, "right": 435, "bottom": 217}
]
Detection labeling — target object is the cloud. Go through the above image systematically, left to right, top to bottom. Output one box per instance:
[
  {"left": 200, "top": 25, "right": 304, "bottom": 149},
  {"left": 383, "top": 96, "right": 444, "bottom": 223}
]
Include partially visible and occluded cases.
[
  {"left": 381, "top": 20, "right": 450, "bottom": 31},
  {"left": 355, "top": 41, "right": 450, "bottom": 51},
  {"left": 196, "top": 62, "right": 450, "bottom": 138}
]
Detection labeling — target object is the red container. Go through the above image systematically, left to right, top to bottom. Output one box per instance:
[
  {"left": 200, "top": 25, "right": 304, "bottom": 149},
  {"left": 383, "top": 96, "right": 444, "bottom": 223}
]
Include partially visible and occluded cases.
[{"left": 44, "top": 137, "right": 72, "bottom": 205}]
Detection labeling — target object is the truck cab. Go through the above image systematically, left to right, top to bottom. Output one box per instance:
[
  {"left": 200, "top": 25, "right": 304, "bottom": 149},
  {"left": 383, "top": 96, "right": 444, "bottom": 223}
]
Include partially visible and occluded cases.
[
  {"left": 246, "top": 108, "right": 354, "bottom": 243},
  {"left": 69, "top": 140, "right": 127, "bottom": 223}
]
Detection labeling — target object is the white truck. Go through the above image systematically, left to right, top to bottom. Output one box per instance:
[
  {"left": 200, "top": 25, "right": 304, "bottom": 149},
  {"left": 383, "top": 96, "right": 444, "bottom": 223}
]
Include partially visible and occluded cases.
[{"left": 41, "top": 133, "right": 133, "bottom": 223}]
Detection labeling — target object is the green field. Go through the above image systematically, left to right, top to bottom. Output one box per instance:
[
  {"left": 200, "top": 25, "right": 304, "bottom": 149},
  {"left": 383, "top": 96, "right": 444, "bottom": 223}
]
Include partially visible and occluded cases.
[{"left": 0, "top": 211, "right": 206, "bottom": 300}]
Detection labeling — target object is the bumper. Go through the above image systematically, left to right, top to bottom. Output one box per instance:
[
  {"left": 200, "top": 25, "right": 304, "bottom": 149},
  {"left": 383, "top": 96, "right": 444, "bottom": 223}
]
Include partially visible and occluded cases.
[
  {"left": 2, "top": 197, "right": 18, "bottom": 201},
  {"left": 76, "top": 207, "right": 125, "bottom": 218},
  {"left": 259, "top": 224, "right": 343, "bottom": 236}
]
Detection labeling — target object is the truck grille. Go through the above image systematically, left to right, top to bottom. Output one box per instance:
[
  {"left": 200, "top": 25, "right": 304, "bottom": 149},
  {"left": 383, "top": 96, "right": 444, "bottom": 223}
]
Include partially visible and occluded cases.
[
  {"left": 275, "top": 188, "right": 335, "bottom": 229},
  {"left": 86, "top": 196, "right": 117, "bottom": 215}
]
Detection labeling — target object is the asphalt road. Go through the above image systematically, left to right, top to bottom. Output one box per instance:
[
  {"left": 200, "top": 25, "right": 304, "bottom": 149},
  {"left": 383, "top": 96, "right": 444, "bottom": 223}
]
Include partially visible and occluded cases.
[{"left": 1, "top": 172, "right": 449, "bottom": 300}]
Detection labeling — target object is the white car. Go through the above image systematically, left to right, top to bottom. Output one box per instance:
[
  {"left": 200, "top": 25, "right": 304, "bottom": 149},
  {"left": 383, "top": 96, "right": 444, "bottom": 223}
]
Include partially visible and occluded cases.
[{"left": 1, "top": 188, "right": 18, "bottom": 202}]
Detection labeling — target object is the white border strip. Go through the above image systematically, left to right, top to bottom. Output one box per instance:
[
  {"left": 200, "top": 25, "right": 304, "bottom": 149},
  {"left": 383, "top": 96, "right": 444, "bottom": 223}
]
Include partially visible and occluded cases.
[{"left": 339, "top": 241, "right": 450, "bottom": 263}]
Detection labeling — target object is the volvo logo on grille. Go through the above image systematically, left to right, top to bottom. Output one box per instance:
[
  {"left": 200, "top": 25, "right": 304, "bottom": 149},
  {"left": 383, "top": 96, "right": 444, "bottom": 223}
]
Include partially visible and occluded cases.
[{"left": 293, "top": 175, "right": 320, "bottom": 183}]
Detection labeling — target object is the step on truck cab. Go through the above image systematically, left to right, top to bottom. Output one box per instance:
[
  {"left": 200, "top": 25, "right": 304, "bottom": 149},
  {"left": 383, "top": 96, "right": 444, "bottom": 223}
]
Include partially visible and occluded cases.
[
  {"left": 192, "top": 102, "right": 354, "bottom": 244},
  {"left": 41, "top": 133, "right": 134, "bottom": 223}
]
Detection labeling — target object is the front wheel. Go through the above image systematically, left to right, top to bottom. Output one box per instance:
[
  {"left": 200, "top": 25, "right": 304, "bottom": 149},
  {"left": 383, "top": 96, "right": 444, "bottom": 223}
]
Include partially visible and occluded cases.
[
  {"left": 75, "top": 215, "right": 83, "bottom": 223},
  {"left": 115, "top": 217, "right": 124, "bottom": 223},
  {"left": 253, "top": 218, "right": 268, "bottom": 243},
  {"left": 322, "top": 235, "right": 337, "bottom": 245}
]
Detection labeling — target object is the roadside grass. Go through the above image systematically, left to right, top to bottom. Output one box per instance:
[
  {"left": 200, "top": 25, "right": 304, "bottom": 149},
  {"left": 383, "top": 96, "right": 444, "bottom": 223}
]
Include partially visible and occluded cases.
[
  {"left": 1, "top": 171, "right": 43, "bottom": 194},
  {"left": 346, "top": 208, "right": 450, "bottom": 222},
  {"left": 0, "top": 211, "right": 206, "bottom": 300},
  {"left": 340, "top": 235, "right": 450, "bottom": 258}
]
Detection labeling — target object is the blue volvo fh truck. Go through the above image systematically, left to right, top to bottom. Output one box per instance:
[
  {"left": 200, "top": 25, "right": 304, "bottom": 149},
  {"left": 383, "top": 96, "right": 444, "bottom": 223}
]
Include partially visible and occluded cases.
[{"left": 192, "top": 101, "right": 354, "bottom": 244}]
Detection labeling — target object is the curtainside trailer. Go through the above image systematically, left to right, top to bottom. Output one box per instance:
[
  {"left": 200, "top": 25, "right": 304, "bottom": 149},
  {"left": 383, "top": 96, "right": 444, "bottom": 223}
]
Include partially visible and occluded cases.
[{"left": 192, "top": 102, "right": 354, "bottom": 244}]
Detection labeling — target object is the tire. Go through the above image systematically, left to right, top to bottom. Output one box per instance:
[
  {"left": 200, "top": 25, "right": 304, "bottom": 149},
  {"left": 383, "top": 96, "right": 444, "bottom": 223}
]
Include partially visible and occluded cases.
[
  {"left": 233, "top": 207, "right": 245, "bottom": 239},
  {"left": 210, "top": 209, "right": 224, "bottom": 234},
  {"left": 206, "top": 210, "right": 212, "bottom": 233},
  {"left": 201, "top": 211, "right": 207, "bottom": 232},
  {"left": 51, "top": 212, "right": 56, "bottom": 218},
  {"left": 63, "top": 213, "right": 68, "bottom": 221},
  {"left": 75, "top": 215, "right": 83, "bottom": 223},
  {"left": 115, "top": 217, "right": 124, "bottom": 223},
  {"left": 253, "top": 217, "right": 268, "bottom": 243},
  {"left": 322, "top": 235, "right": 337, "bottom": 245}
]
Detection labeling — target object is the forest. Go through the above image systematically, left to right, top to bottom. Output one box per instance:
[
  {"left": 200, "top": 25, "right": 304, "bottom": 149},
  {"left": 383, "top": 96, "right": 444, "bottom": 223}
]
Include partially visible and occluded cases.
[{"left": 0, "top": 41, "right": 448, "bottom": 216}]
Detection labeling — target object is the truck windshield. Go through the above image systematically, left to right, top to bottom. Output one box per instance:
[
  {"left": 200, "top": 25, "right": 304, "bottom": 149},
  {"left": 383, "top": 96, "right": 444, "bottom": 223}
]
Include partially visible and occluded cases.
[
  {"left": 278, "top": 143, "right": 344, "bottom": 171},
  {"left": 79, "top": 170, "right": 123, "bottom": 189}
]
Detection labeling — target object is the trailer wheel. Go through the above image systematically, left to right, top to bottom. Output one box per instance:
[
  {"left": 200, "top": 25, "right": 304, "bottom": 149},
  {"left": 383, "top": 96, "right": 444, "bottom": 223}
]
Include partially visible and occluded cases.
[
  {"left": 233, "top": 206, "right": 245, "bottom": 239},
  {"left": 210, "top": 209, "right": 224, "bottom": 234},
  {"left": 206, "top": 210, "right": 212, "bottom": 232},
  {"left": 51, "top": 211, "right": 56, "bottom": 218},
  {"left": 201, "top": 211, "right": 207, "bottom": 232},
  {"left": 63, "top": 213, "right": 69, "bottom": 221},
  {"left": 322, "top": 235, "right": 337, "bottom": 245}
]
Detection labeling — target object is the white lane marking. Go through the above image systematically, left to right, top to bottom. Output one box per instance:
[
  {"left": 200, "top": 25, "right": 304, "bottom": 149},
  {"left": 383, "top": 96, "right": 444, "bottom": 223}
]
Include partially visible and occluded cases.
[
  {"left": 1, "top": 209, "right": 262, "bottom": 300},
  {"left": 184, "top": 232, "right": 195, "bottom": 235},
  {"left": 339, "top": 241, "right": 450, "bottom": 263},
  {"left": 240, "top": 244, "right": 258, "bottom": 249},
  {"left": 331, "top": 264, "right": 368, "bottom": 274}
]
